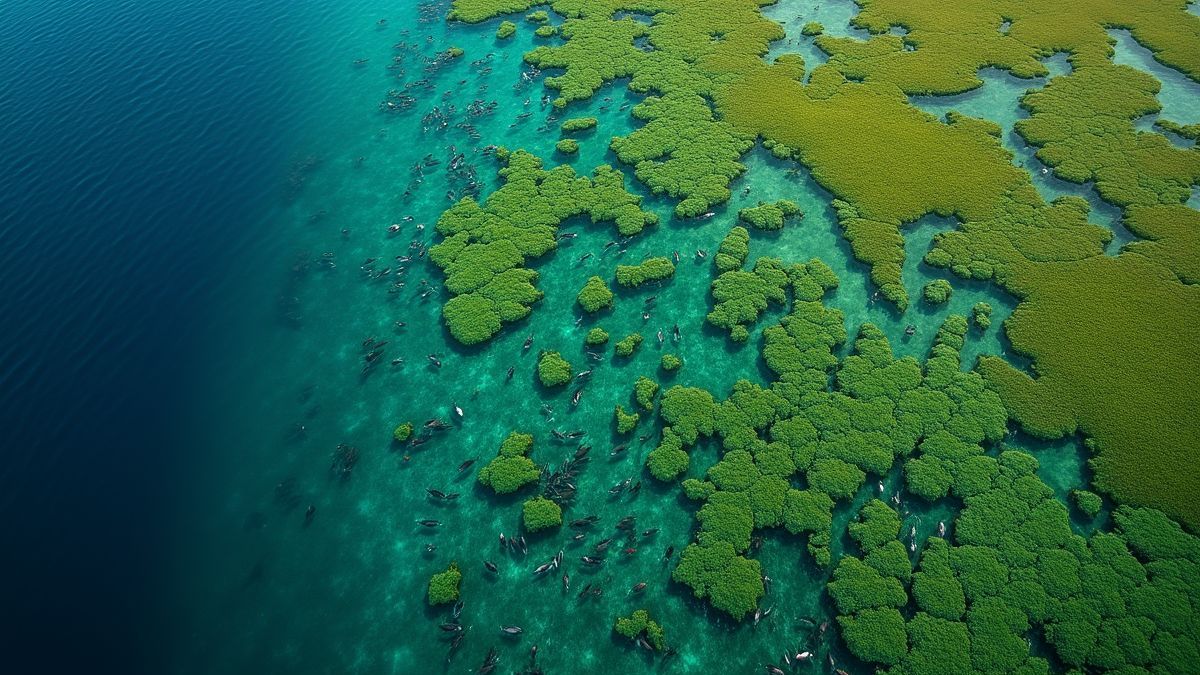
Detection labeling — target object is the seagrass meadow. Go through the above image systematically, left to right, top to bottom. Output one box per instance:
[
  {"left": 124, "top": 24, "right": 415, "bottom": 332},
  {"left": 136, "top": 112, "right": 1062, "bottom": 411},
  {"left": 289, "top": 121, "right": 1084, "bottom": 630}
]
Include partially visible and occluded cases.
[{"left": 170, "top": 0, "right": 1200, "bottom": 673}]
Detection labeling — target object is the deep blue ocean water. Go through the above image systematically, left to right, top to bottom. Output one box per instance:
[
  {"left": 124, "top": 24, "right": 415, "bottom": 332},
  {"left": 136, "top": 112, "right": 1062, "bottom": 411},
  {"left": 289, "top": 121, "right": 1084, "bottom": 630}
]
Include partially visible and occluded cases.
[
  {"left": 0, "top": 0, "right": 312, "bottom": 669},
  {"left": 1, "top": 0, "right": 1195, "bottom": 673}
]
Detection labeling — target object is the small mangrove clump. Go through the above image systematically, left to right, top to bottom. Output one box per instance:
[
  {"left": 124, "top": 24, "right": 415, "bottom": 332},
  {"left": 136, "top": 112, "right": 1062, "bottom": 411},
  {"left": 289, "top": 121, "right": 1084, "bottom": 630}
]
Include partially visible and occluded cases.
[
  {"left": 525, "top": 10, "right": 549, "bottom": 23},
  {"left": 496, "top": 20, "right": 516, "bottom": 39},
  {"left": 802, "top": 22, "right": 824, "bottom": 36},
  {"left": 535, "top": 25, "right": 557, "bottom": 38},
  {"left": 446, "top": 46, "right": 464, "bottom": 58},
  {"left": 560, "top": 117, "right": 598, "bottom": 133},
  {"left": 555, "top": 138, "right": 579, "bottom": 154},
  {"left": 738, "top": 199, "right": 801, "bottom": 230},
  {"left": 715, "top": 226, "right": 750, "bottom": 273},
  {"left": 616, "top": 257, "right": 675, "bottom": 288},
  {"left": 576, "top": 276, "right": 613, "bottom": 313},
  {"left": 922, "top": 279, "right": 953, "bottom": 304},
  {"left": 972, "top": 301, "right": 993, "bottom": 329},
  {"left": 585, "top": 327, "right": 609, "bottom": 345},
  {"left": 615, "top": 333, "right": 643, "bottom": 357},
  {"left": 537, "top": 351, "right": 573, "bottom": 387},
  {"left": 661, "top": 353, "right": 683, "bottom": 371},
  {"left": 634, "top": 376, "right": 659, "bottom": 410},
  {"left": 615, "top": 405, "right": 640, "bottom": 434},
  {"left": 392, "top": 422, "right": 413, "bottom": 443},
  {"left": 478, "top": 431, "right": 540, "bottom": 495},
  {"left": 1071, "top": 489, "right": 1103, "bottom": 517},
  {"left": 522, "top": 496, "right": 562, "bottom": 532},
  {"left": 427, "top": 562, "right": 461, "bottom": 606},
  {"left": 614, "top": 609, "right": 666, "bottom": 651}
]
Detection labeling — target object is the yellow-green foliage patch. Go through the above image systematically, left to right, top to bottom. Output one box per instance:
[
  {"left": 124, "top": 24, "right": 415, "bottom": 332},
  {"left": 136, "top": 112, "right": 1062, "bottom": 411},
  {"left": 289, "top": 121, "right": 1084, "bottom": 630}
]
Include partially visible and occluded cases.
[
  {"left": 448, "top": 0, "right": 1200, "bottom": 663},
  {"left": 560, "top": 116, "right": 597, "bottom": 132},
  {"left": 738, "top": 199, "right": 801, "bottom": 230},
  {"left": 615, "top": 257, "right": 675, "bottom": 288},
  {"left": 576, "top": 275, "right": 613, "bottom": 312},
  {"left": 585, "top": 326, "right": 609, "bottom": 345},
  {"left": 614, "top": 332, "right": 643, "bottom": 357},
  {"left": 537, "top": 351, "right": 572, "bottom": 387},
  {"left": 615, "top": 404, "right": 639, "bottom": 434},
  {"left": 392, "top": 422, "right": 413, "bottom": 443},
  {"left": 478, "top": 431, "right": 541, "bottom": 494},
  {"left": 522, "top": 496, "right": 562, "bottom": 532},
  {"left": 428, "top": 562, "right": 462, "bottom": 605},
  {"left": 614, "top": 609, "right": 666, "bottom": 650}
]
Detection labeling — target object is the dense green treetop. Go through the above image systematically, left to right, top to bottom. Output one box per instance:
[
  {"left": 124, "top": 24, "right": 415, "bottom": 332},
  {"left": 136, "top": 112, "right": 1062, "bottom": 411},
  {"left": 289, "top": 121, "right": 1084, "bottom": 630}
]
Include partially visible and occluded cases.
[
  {"left": 576, "top": 275, "right": 613, "bottom": 313},
  {"left": 537, "top": 351, "right": 572, "bottom": 387},
  {"left": 478, "top": 431, "right": 541, "bottom": 494},
  {"left": 522, "top": 496, "right": 562, "bottom": 532},
  {"left": 427, "top": 562, "right": 462, "bottom": 606}
]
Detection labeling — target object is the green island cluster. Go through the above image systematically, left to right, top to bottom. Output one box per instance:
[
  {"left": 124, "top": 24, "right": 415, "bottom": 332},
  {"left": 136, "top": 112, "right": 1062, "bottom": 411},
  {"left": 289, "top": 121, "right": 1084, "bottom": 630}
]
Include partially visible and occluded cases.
[
  {"left": 447, "top": 0, "right": 1200, "bottom": 531},
  {"left": 444, "top": 1, "right": 1200, "bottom": 671},
  {"left": 495, "top": 20, "right": 516, "bottom": 39},
  {"left": 554, "top": 138, "right": 578, "bottom": 153},
  {"left": 430, "top": 148, "right": 656, "bottom": 345},
  {"left": 708, "top": 223, "right": 838, "bottom": 342},
  {"left": 584, "top": 326, "right": 608, "bottom": 345},
  {"left": 537, "top": 351, "right": 573, "bottom": 387},
  {"left": 477, "top": 431, "right": 540, "bottom": 494},
  {"left": 521, "top": 496, "right": 562, "bottom": 532},
  {"left": 427, "top": 562, "right": 462, "bottom": 606},
  {"left": 613, "top": 609, "right": 666, "bottom": 651}
]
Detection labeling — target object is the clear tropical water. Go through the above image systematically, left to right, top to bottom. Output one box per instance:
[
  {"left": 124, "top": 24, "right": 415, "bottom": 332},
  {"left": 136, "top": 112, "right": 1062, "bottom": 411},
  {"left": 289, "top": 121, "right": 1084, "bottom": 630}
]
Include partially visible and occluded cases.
[{"left": 2, "top": 0, "right": 1195, "bottom": 672}]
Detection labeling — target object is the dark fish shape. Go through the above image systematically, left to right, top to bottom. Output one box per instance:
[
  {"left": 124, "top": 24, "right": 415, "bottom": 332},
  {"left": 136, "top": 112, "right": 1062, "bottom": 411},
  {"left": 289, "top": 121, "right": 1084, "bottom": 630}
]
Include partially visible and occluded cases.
[
  {"left": 457, "top": 458, "right": 477, "bottom": 472},
  {"left": 427, "top": 488, "right": 447, "bottom": 499},
  {"left": 417, "top": 519, "right": 441, "bottom": 527},
  {"left": 642, "top": 528, "right": 659, "bottom": 537},
  {"left": 484, "top": 560, "right": 498, "bottom": 573},
  {"left": 631, "top": 582, "right": 647, "bottom": 593},
  {"left": 452, "top": 600, "right": 464, "bottom": 619},
  {"left": 439, "top": 622, "right": 463, "bottom": 632},
  {"left": 500, "top": 625, "right": 523, "bottom": 635}
]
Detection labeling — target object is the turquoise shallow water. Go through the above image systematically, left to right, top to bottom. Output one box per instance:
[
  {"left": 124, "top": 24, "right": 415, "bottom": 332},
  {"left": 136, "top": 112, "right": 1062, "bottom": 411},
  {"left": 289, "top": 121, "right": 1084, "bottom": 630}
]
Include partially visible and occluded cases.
[{"left": 163, "top": 1, "right": 1197, "bottom": 673}]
